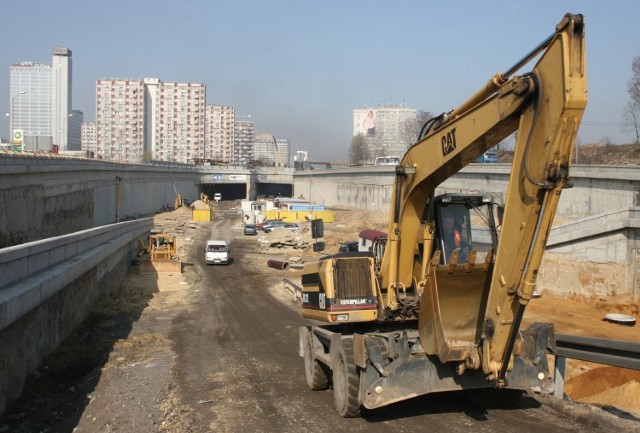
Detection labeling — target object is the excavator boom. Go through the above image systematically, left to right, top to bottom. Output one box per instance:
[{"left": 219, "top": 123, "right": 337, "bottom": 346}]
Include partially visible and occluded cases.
[{"left": 381, "top": 13, "right": 586, "bottom": 380}]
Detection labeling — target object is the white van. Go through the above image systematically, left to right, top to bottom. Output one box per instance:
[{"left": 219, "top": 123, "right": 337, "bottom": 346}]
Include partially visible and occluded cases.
[{"left": 205, "top": 240, "right": 230, "bottom": 265}]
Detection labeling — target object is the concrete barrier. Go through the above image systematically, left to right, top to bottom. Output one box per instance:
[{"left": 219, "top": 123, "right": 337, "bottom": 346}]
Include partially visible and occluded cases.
[{"left": 0, "top": 218, "right": 153, "bottom": 415}]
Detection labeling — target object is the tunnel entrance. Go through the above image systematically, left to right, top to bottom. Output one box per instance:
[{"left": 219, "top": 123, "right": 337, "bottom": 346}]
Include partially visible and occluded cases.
[
  {"left": 200, "top": 183, "right": 246, "bottom": 202},
  {"left": 255, "top": 183, "right": 293, "bottom": 199}
]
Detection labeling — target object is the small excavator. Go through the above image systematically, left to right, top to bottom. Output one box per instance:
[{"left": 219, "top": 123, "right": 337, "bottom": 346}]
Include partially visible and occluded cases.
[{"left": 298, "top": 13, "right": 587, "bottom": 416}]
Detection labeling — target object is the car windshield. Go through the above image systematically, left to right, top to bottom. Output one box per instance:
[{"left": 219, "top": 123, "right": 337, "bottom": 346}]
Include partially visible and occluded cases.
[{"left": 207, "top": 245, "right": 227, "bottom": 252}]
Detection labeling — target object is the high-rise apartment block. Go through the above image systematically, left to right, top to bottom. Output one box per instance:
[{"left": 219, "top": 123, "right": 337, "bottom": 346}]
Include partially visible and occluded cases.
[
  {"left": 95, "top": 78, "right": 205, "bottom": 163},
  {"left": 96, "top": 79, "right": 146, "bottom": 161},
  {"left": 154, "top": 81, "right": 206, "bottom": 163},
  {"left": 205, "top": 104, "right": 235, "bottom": 163},
  {"left": 234, "top": 116, "right": 254, "bottom": 165},
  {"left": 81, "top": 121, "right": 97, "bottom": 155}
]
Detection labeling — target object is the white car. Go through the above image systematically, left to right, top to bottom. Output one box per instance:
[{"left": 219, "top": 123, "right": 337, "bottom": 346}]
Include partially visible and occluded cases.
[{"left": 205, "top": 240, "right": 229, "bottom": 264}]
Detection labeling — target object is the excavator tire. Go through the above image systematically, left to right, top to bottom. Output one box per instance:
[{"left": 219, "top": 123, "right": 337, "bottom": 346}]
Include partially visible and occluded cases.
[
  {"left": 303, "top": 330, "right": 329, "bottom": 390},
  {"left": 332, "top": 338, "right": 361, "bottom": 417}
]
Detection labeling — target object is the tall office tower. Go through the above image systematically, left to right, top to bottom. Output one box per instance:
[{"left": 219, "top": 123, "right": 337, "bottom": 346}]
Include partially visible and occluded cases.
[
  {"left": 52, "top": 47, "right": 73, "bottom": 151},
  {"left": 9, "top": 62, "right": 52, "bottom": 151},
  {"left": 96, "top": 79, "right": 146, "bottom": 161},
  {"left": 153, "top": 81, "right": 206, "bottom": 164},
  {"left": 205, "top": 105, "right": 235, "bottom": 163},
  {"left": 353, "top": 105, "right": 417, "bottom": 160},
  {"left": 68, "top": 109, "right": 83, "bottom": 151},
  {"left": 233, "top": 116, "right": 254, "bottom": 165},
  {"left": 81, "top": 121, "right": 97, "bottom": 155}
]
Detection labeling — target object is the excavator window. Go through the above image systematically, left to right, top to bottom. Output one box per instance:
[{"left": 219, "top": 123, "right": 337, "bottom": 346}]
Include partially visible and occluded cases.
[{"left": 433, "top": 195, "right": 498, "bottom": 265}]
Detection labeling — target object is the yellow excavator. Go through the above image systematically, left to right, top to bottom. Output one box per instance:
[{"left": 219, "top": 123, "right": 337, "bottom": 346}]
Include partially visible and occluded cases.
[{"left": 298, "top": 13, "right": 587, "bottom": 416}]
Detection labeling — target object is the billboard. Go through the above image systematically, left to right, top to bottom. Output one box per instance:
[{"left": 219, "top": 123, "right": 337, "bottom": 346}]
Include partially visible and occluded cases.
[
  {"left": 353, "top": 109, "right": 377, "bottom": 137},
  {"left": 12, "top": 129, "right": 23, "bottom": 151}
]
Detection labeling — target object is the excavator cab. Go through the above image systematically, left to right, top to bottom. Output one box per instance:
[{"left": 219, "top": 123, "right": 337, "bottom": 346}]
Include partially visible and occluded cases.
[{"left": 431, "top": 194, "right": 500, "bottom": 265}]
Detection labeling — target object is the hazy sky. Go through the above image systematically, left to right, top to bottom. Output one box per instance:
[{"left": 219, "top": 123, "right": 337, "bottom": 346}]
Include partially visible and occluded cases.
[{"left": 2, "top": 1, "right": 639, "bottom": 160}]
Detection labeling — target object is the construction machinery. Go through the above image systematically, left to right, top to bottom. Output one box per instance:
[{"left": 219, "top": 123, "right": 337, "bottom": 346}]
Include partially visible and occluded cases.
[
  {"left": 298, "top": 14, "right": 587, "bottom": 416},
  {"left": 139, "top": 233, "right": 182, "bottom": 274}
]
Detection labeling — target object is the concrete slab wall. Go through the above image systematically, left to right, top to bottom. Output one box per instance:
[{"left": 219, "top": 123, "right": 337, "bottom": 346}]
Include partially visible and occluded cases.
[
  {"left": 0, "top": 155, "right": 198, "bottom": 247},
  {"left": 292, "top": 165, "right": 640, "bottom": 297},
  {"left": 0, "top": 218, "right": 152, "bottom": 415}
]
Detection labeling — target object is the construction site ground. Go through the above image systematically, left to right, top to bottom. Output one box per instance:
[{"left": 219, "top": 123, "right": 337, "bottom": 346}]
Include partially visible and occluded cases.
[{"left": 1, "top": 202, "right": 638, "bottom": 432}]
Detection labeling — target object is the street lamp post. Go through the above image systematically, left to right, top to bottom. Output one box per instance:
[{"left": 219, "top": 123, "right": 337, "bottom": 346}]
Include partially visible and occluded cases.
[{"left": 11, "top": 91, "right": 27, "bottom": 148}]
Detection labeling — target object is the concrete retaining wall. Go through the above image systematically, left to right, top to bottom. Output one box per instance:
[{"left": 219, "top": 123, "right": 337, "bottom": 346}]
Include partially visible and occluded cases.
[
  {"left": 0, "top": 154, "right": 198, "bottom": 248},
  {"left": 292, "top": 164, "right": 640, "bottom": 297},
  {"left": 293, "top": 164, "right": 640, "bottom": 216},
  {"left": 0, "top": 218, "right": 152, "bottom": 414}
]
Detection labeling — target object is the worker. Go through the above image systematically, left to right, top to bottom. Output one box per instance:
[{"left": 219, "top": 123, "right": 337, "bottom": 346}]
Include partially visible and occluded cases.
[{"left": 442, "top": 213, "right": 469, "bottom": 262}]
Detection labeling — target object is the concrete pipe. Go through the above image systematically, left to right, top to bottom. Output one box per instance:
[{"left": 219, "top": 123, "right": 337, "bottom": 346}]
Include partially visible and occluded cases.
[{"left": 267, "top": 259, "right": 290, "bottom": 271}]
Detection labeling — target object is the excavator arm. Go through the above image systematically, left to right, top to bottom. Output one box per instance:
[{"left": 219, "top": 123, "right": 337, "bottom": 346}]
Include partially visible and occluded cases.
[{"left": 379, "top": 14, "right": 587, "bottom": 382}]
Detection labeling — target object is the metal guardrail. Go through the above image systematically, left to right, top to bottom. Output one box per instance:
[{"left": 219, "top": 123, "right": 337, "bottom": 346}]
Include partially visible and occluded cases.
[{"left": 551, "top": 333, "right": 640, "bottom": 398}]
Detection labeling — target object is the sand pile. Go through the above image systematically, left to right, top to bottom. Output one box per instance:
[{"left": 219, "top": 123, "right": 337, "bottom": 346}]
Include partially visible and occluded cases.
[{"left": 565, "top": 366, "right": 640, "bottom": 415}]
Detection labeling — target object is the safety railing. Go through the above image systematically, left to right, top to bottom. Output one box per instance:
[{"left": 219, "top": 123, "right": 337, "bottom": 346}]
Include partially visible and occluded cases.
[{"left": 551, "top": 333, "right": 640, "bottom": 398}]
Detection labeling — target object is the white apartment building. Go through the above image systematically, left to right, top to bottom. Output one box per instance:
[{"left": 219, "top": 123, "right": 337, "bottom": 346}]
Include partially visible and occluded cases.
[
  {"left": 96, "top": 78, "right": 206, "bottom": 163},
  {"left": 96, "top": 79, "right": 146, "bottom": 161},
  {"left": 154, "top": 82, "right": 206, "bottom": 164},
  {"left": 205, "top": 105, "right": 235, "bottom": 163},
  {"left": 234, "top": 116, "right": 254, "bottom": 165},
  {"left": 81, "top": 121, "right": 97, "bottom": 155}
]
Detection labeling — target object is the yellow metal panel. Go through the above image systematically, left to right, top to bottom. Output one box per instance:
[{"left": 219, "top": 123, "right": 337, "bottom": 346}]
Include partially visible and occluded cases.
[
  {"left": 192, "top": 209, "right": 211, "bottom": 221},
  {"left": 263, "top": 210, "right": 280, "bottom": 220},
  {"left": 295, "top": 210, "right": 335, "bottom": 223},
  {"left": 279, "top": 211, "right": 297, "bottom": 221}
]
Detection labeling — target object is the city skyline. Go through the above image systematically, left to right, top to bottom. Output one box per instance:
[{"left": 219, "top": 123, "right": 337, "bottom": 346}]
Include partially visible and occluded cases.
[{"left": 2, "top": 1, "right": 640, "bottom": 160}]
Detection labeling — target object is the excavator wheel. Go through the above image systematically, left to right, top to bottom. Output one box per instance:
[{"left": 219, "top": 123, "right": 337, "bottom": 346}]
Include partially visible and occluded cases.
[
  {"left": 302, "top": 330, "right": 329, "bottom": 390},
  {"left": 332, "top": 338, "right": 361, "bottom": 417}
]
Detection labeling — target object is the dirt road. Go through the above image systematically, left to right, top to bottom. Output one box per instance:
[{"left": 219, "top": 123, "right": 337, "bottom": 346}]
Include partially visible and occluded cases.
[{"left": 1, "top": 206, "right": 638, "bottom": 432}]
